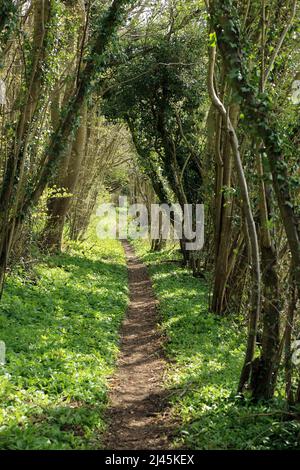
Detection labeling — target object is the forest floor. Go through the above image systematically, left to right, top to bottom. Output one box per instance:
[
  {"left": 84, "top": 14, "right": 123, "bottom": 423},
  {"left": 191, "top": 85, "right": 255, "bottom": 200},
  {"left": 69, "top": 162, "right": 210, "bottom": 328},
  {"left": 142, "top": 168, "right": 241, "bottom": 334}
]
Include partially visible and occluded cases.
[
  {"left": 1, "top": 236, "right": 299, "bottom": 450},
  {"left": 0, "top": 238, "right": 128, "bottom": 450},
  {"left": 104, "top": 241, "right": 175, "bottom": 449}
]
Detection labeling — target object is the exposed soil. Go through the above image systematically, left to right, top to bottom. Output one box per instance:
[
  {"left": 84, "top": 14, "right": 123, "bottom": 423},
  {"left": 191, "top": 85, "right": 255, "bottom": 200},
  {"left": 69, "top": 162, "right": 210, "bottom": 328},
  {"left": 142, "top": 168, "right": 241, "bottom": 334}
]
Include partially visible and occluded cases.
[{"left": 104, "top": 241, "right": 174, "bottom": 450}]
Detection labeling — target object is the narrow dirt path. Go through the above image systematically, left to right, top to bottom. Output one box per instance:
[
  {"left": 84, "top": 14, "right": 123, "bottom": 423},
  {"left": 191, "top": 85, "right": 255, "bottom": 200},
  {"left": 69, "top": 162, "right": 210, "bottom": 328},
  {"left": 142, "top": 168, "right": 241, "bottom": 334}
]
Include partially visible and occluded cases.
[{"left": 104, "top": 241, "right": 173, "bottom": 450}]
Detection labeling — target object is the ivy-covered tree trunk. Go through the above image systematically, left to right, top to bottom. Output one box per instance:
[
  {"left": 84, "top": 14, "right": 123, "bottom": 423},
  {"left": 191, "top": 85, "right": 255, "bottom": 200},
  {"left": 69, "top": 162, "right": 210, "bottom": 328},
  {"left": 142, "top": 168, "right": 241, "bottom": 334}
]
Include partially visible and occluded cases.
[
  {"left": 0, "top": 0, "right": 53, "bottom": 295},
  {"left": 210, "top": 0, "right": 300, "bottom": 294},
  {"left": 210, "top": 0, "right": 300, "bottom": 396},
  {"left": 208, "top": 42, "right": 261, "bottom": 394},
  {"left": 43, "top": 101, "right": 88, "bottom": 252},
  {"left": 251, "top": 147, "right": 280, "bottom": 399},
  {"left": 251, "top": 242, "right": 280, "bottom": 399}
]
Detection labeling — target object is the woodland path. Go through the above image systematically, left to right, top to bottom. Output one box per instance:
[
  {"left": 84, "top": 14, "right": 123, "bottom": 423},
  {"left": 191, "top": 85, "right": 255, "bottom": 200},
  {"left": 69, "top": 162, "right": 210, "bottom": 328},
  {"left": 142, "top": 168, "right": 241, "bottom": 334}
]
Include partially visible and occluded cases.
[{"left": 104, "top": 241, "right": 174, "bottom": 450}]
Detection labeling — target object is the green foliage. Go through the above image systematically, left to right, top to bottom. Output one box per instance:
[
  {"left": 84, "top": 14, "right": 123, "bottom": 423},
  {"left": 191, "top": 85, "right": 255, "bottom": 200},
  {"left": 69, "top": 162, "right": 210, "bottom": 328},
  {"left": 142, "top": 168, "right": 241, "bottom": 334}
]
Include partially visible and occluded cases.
[
  {"left": 0, "top": 0, "right": 18, "bottom": 58},
  {"left": 102, "top": 26, "right": 207, "bottom": 205},
  {"left": 0, "top": 236, "right": 128, "bottom": 449},
  {"left": 133, "top": 240, "right": 300, "bottom": 450}
]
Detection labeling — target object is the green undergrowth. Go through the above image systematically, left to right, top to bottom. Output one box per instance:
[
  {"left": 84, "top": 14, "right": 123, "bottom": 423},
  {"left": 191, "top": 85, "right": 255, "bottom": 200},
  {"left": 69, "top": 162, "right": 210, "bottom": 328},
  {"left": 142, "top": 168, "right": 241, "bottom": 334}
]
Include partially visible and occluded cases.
[
  {"left": 0, "top": 237, "right": 128, "bottom": 450},
  {"left": 133, "top": 239, "right": 300, "bottom": 450}
]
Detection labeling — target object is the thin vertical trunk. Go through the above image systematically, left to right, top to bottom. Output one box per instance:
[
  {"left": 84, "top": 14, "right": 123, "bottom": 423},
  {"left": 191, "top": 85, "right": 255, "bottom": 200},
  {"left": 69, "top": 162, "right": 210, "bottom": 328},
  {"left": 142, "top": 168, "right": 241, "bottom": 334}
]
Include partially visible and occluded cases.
[
  {"left": 0, "top": 0, "right": 52, "bottom": 295},
  {"left": 210, "top": 0, "right": 300, "bottom": 294},
  {"left": 251, "top": 4, "right": 281, "bottom": 399},
  {"left": 208, "top": 44, "right": 261, "bottom": 392},
  {"left": 42, "top": 101, "right": 88, "bottom": 251},
  {"left": 211, "top": 103, "right": 239, "bottom": 314},
  {"left": 251, "top": 145, "right": 280, "bottom": 399},
  {"left": 285, "top": 268, "right": 297, "bottom": 404}
]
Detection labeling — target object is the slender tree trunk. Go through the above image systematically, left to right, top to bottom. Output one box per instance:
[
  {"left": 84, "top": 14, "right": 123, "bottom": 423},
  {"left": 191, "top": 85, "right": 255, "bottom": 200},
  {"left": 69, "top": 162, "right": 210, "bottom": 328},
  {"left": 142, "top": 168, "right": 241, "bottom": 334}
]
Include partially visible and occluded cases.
[
  {"left": 0, "top": 0, "right": 52, "bottom": 295},
  {"left": 210, "top": 0, "right": 300, "bottom": 294},
  {"left": 251, "top": 5, "right": 281, "bottom": 398},
  {"left": 208, "top": 44, "right": 261, "bottom": 392},
  {"left": 42, "top": 101, "right": 87, "bottom": 251},
  {"left": 211, "top": 103, "right": 239, "bottom": 314},
  {"left": 251, "top": 146, "right": 280, "bottom": 399},
  {"left": 285, "top": 267, "right": 297, "bottom": 404}
]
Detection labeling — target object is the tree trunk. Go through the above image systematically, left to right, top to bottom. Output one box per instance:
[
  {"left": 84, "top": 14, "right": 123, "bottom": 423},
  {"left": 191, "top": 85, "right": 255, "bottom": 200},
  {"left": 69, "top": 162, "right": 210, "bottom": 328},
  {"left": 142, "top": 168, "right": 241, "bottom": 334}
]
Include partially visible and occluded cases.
[
  {"left": 0, "top": 0, "right": 52, "bottom": 295},
  {"left": 210, "top": 0, "right": 300, "bottom": 294},
  {"left": 208, "top": 44, "right": 261, "bottom": 393},
  {"left": 42, "top": 101, "right": 87, "bottom": 252},
  {"left": 211, "top": 103, "right": 239, "bottom": 314},
  {"left": 251, "top": 150, "right": 280, "bottom": 400},
  {"left": 285, "top": 268, "right": 297, "bottom": 404}
]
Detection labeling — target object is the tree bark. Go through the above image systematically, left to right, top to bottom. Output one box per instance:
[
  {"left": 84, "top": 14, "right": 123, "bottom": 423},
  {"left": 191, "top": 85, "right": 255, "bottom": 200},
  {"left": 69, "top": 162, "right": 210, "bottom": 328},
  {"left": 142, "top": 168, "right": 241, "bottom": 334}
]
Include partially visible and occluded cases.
[
  {"left": 0, "top": 0, "right": 52, "bottom": 295},
  {"left": 210, "top": 0, "right": 300, "bottom": 294},
  {"left": 208, "top": 44, "right": 261, "bottom": 392},
  {"left": 42, "top": 101, "right": 88, "bottom": 252}
]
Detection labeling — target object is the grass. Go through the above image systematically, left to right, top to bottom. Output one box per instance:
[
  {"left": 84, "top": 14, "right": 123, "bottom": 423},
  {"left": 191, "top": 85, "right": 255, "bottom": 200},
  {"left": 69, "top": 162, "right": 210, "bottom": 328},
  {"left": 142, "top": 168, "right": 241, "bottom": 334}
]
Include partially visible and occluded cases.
[
  {"left": 1, "top": 231, "right": 299, "bottom": 450},
  {"left": 0, "top": 237, "right": 128, "bottom": 450},
  {"left": 133, "top": 239, "right": 300, "bottom": 450}
]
